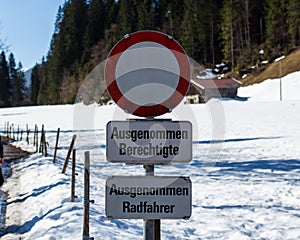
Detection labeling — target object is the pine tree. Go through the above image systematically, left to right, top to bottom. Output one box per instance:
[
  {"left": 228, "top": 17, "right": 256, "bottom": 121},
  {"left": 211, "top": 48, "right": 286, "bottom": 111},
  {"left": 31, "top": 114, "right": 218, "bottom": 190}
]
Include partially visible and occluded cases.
[
  {"left": 45, "top": 0, "right": 88, "bottom": 104},
  {"left": 60, "top": 0, "right": 88, "bottom": 67},
  {"left": 82, "top": 0, "right": 105, "bottom": 63},
  {"left": 88, "top": 0, "right": 105, "bottom": 43},
  {"left": 104, "top": 0, "right": 119, "bottom": 29},
  {"left": 116, "top": 0, "right": 138, "bottom": 38},
  {"left": 135, "top": 0, "right": 154, "bottom": 30},
  {"left": 153, "top": 0, "right": 167, "bottom": 30},
  {"left": 157, "top": 0, "right": 184, "bottom": 39},
  {"left": 181, "top": 0, "right": 206, "bottom": 62},
  {"left": 181, "top": 0, "right": 197, "bottom": 58},
  {"left": 219, "top": 0, "right": 235, "bottom": 66},
  {"left": 219, "top": 0, "right": 259, "bottom": 70},
  {"left": 250, "top": 0, "right": 265, "bottom": 44},
  {"left": 265, "top": 0, "right": 289, "bottom": 55},
  {"left": 287, "top": 0, "right": 300, "bottom": 47},
  {"left": 45, "top": 2, "right": 67, "bottom": 104},
  {"left": 0, "top": 51, "right": 10, "bottom": 106},
  {"left": 8, "top": 53, "right": 17, "bottom": 100},
  {"left": 37, "top": 58, "right": 49, "bottom": 105},
  {"left": 11, "top": 62, "right": 26, "bottom": 106},
  {"left": 30, "top": 64, "right": 40, "bottom": 104}
]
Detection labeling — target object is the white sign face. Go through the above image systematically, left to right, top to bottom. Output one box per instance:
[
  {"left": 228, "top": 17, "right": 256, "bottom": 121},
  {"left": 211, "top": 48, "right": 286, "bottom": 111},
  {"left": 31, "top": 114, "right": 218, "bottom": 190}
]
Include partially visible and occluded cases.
[
  {"left": 104, "top": 30, "right": 190, "bottom": 117},
  {"left": 116, "top": 41, "right": 180, "bottom": 105},
  {"left": 106, "top": 120, "right": 192, "bottom": 164},
  {"left": 105, "top": 176, "right": 192, "bottom": 219}
]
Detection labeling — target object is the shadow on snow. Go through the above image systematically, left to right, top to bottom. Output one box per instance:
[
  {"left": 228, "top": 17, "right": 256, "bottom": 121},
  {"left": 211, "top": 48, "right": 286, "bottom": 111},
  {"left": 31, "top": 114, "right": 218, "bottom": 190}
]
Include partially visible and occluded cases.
[
  {"left": 193, "top": 136, "right": 282, "bottom": 145},
  {"left": 212, "top": 159, "right": 300, "bottom": 173}
]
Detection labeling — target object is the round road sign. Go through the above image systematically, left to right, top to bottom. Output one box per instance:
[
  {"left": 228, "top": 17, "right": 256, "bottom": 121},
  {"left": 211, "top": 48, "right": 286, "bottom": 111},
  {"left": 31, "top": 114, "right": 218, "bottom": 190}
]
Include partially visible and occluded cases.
[{"left": 105, "top": 30, "right": 190, "bottom": 117}]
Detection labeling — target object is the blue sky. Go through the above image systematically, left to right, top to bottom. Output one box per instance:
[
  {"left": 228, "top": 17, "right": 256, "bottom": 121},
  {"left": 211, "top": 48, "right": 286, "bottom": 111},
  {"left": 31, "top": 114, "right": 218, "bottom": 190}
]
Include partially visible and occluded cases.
[{"left": 0, "top": 0, "right": 66, "bottom": 68}]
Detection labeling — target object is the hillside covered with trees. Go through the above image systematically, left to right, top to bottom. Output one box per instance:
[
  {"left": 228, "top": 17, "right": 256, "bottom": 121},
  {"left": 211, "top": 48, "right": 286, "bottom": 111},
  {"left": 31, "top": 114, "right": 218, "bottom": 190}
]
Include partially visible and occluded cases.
[
  {"left": 2, "top": 0, "right": 300, "bottom": 106},
  {"left": 0, "top": 51, "right": 28, "bottom": 107}
]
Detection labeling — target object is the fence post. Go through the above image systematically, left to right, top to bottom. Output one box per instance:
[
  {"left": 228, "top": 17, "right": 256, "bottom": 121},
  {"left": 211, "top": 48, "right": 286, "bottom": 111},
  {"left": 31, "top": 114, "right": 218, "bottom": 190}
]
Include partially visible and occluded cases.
[
  {"left": 6, "top": 121, "right": 9, "bottom": 137},
  {"left": 12, "top": 124, "right": 15, "bottom": 140},
  {"left": 26, "top": 124, "right": 30, "bottom": 144},
  {"left": 9, "top": 125, "right": 12, "bottom": 139},
  {"left": 33, "top": 125, "right": 36, "bottom": 146},
  {"left": 35, "top": 125, "right": 39, "bottom": 153},
  {"left": 39, "top": 125, "right": 44, "bottom": 153},
  {"left": 17, "top": 126, "right": 20, "bottom": 141},
  {"left": 53, "top": 128, "right": 60, "bottom": 163},
  {"left": 43, "top": 131, "right": 47, "bottom": 157},
  {"left": 62, "top": 134, "right": 77, "bottom": 174},
  {"left": 71, "top": 149, "right": 76, "bottom": 202},
  {"left": 83, "top": 151, "right": 94, "bottom": 240}
]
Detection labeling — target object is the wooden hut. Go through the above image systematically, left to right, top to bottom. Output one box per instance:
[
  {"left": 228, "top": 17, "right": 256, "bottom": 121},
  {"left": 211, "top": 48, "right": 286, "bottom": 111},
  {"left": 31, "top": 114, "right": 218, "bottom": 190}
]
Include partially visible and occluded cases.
[{"left": 186, "top": 78, "right": 242, "bottom": 103}]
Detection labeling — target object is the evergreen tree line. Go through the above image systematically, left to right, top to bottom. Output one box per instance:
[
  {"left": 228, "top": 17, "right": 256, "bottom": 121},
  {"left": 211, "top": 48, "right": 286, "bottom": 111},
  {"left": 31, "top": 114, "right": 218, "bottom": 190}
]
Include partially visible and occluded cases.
[
  {"left": 28, "top": 0, "right": 300, "bottom": 105},
  {"left": 0, "top": 51, "right": 27, "bottom": 107}
]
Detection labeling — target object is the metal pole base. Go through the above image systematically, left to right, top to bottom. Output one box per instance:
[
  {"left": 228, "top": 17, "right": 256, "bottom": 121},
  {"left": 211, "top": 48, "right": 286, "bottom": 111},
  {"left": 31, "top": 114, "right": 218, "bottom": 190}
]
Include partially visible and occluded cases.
[{"left": 144, "top": 219, "right": 161, "bottom": 240}]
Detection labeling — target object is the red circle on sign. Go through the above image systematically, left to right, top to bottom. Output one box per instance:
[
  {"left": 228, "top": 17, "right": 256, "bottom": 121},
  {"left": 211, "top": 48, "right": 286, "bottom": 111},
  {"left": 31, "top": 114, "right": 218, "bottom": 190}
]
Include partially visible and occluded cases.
[{"left": 105, "top": 30, "right": 190, "bottom": 117}]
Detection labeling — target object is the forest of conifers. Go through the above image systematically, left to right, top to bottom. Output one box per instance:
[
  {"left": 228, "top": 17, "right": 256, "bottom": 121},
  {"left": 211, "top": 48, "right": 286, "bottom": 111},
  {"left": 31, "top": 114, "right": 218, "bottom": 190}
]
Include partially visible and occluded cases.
[{"left": 1, "top": 0, "right": 300, "bottom": 106}]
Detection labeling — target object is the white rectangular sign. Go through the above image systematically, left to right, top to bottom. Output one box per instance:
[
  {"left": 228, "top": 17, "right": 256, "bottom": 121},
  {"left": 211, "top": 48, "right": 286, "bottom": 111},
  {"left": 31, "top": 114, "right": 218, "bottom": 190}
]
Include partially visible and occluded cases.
[
  {"left": 106, "top": 120, "right": 192, "bottom": 163},
  {"left": 105, "top": 176, "right": 192, "bottom": 219}
]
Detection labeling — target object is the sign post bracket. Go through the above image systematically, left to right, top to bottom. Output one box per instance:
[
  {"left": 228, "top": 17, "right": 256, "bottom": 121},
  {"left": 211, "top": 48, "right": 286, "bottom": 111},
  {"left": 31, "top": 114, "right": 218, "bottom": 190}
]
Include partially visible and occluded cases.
[{"left": 143, "top": 164, "right": 161, "bottom": 240}]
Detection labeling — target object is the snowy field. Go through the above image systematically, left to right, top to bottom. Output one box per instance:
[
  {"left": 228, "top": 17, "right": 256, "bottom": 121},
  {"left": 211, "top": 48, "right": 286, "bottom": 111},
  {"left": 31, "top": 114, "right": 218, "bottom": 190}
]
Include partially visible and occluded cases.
[{"left": 0, "top": 72, "right": 300, "bottom": 239}]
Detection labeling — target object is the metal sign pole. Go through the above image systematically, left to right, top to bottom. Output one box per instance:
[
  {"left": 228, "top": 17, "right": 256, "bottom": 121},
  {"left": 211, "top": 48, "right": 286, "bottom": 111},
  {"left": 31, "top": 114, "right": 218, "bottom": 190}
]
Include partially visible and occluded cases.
[{"left": 143, "top": 165, "right": 161, "bottom": 240}]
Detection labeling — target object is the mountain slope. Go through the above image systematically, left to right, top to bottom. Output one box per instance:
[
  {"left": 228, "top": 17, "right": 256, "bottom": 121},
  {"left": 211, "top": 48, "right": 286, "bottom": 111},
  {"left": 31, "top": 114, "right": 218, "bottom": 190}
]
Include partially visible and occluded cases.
[{"left": 242, "top": 48, "right": 300, "bottom": 86}]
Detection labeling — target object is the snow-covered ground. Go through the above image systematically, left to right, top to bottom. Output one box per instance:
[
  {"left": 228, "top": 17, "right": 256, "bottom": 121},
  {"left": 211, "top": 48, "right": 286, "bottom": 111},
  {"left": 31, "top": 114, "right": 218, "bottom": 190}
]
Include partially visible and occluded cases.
[
  {"left": 238, "top": 71, "right": 300, "bottom": 102},
  {"left": 0, "top": 72, "right": 300, "bottom": 239}
]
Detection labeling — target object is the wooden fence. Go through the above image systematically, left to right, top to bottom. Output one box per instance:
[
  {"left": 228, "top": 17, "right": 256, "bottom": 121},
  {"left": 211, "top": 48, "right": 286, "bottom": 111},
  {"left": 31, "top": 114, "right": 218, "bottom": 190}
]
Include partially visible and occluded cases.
[{"left": 2, "top": 122, "right": 94, "bottom": 239}]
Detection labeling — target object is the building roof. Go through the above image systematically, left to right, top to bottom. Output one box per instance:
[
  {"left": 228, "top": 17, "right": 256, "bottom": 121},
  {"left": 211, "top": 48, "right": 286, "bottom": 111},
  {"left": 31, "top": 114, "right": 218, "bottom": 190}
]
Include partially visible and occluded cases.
[{"left": 191, "top": 78, "right": 242, "bottom": 90}]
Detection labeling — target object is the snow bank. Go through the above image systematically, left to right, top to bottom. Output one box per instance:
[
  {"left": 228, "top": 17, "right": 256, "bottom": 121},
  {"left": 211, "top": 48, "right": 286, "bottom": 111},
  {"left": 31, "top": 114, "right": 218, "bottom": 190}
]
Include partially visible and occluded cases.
[{"left": 238, "top": 71, "right": 300, "bottom": 101}]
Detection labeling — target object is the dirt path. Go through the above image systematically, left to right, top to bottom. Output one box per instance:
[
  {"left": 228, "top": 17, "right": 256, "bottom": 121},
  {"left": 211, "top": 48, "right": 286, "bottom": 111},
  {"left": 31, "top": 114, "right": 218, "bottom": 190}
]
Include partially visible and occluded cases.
[
  {"left": 0, "top": 136, "right": 32, "bottom": 229},
  {"left": 1, "top": 136, "right": 31, "bottom": 161}
]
